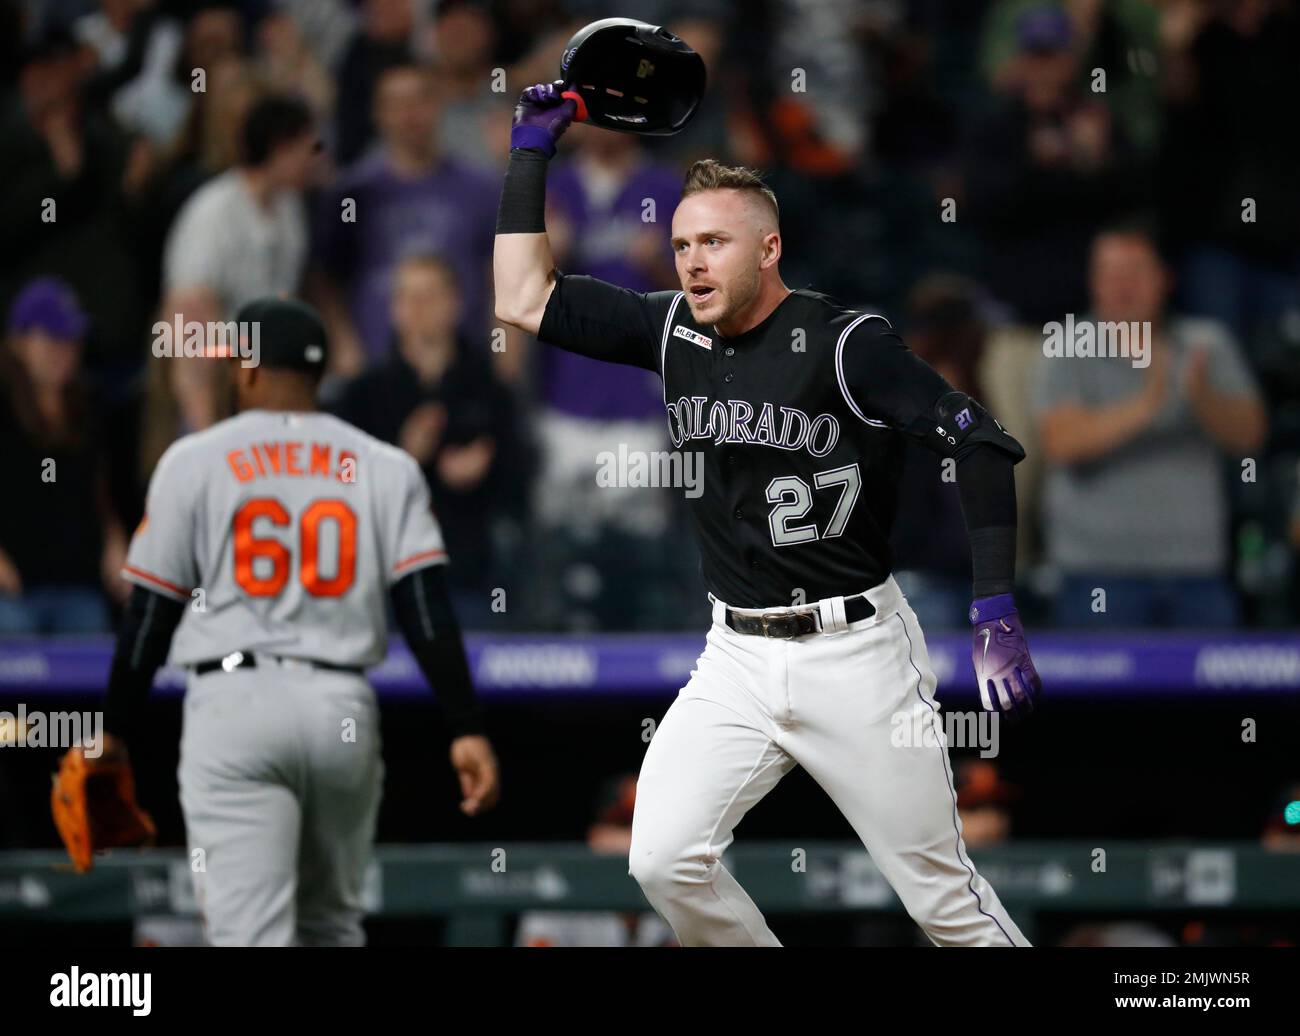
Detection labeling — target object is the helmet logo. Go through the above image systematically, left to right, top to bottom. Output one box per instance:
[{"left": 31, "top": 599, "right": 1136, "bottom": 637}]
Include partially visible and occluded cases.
[{"left": 637, "top": 58, "right": 655, "bottom": 78}]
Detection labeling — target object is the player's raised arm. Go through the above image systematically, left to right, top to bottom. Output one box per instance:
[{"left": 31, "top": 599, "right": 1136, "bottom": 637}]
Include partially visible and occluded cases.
[
  {"left": 492, "top": 83, "right": 574, "bottom": 335},
  {"left": 492, "top": 83, "right": 665, "bottom": 371},
  {"left": 838, "top": 317, "right": 1042, "bottom": 720}
]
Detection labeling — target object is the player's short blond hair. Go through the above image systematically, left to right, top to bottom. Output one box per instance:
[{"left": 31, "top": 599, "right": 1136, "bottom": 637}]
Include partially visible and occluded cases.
[{"left": 681, "top": 159, "right": 780, "bottom": 227}]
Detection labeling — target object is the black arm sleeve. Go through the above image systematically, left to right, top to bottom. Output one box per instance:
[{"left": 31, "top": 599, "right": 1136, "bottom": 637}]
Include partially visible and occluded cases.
[
  {"left": 495, "top": 147, "right": 549, "bottom": 234},
  {"left": 536, "top": 272, "right": 672, "bottom": 372},
  {"left": 956, "top": 447, "right": 1018, "bottom": 598},
  {"left": 390, "top": 565, "right": 486, "bottom": 738},
  {"left": 103, "top": 586, "right": 186, "bottom": 746}
]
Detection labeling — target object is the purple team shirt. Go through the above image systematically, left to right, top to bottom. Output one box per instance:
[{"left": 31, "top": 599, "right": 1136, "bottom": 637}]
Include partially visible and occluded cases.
[
  {"left": 316, "top": 151, "right": 499, "bottom": 359},
  {"left": 544, "top": 160, "right": 684, "bottom": 421}
]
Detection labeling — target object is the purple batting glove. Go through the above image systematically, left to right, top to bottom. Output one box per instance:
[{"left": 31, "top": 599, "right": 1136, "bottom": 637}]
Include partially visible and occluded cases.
[
  {"left": 511, "top": 81, "right": 578, "bottom": 158},
  {"left": 969, "top": 594, "right": 1042, "bottom": 722}
]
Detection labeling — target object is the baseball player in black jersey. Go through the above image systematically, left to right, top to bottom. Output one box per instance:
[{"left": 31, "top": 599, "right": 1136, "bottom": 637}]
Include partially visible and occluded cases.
[{"left": 496, "top": 83, "right": 1041, "bottom": 946}]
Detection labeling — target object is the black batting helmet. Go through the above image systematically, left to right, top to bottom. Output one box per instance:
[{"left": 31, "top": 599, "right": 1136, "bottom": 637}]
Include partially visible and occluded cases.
[{"left": 559, "top": 18, "right": 706, "bottom": 137}]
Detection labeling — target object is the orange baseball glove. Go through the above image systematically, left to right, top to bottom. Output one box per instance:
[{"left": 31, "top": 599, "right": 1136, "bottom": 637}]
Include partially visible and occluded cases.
[{"left": 51, "top": 744, "right": 156, "bottom": 872}]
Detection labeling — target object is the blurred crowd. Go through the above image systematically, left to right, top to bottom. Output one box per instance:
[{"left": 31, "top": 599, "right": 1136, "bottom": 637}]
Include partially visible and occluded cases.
[{"left": 1, "top": 0, "right": 1299, "bottom": 634}]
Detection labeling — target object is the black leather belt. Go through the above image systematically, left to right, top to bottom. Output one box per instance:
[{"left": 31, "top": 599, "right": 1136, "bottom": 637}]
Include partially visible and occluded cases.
[
  {"left": 724, "top": 595, "right": 876, "bottom": 639},
  {"left": 193, "top": 651, "right": 364, "bottom": 676}
]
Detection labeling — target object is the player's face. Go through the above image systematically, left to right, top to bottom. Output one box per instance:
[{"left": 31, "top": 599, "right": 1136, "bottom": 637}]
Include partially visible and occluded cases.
[{"left": 671, "top": 190, "right": 772, "bottom": 328}]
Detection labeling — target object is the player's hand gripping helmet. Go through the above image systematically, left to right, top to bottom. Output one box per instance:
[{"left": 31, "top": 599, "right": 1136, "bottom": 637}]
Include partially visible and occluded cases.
[{"left": 559, "top": 17, "right": 706, "bottom": 136}]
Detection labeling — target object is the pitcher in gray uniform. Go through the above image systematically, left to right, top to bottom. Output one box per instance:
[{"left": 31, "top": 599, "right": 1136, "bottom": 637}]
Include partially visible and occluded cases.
[{"left": 102, "top": 298, "right": 499, "bottom": 946}]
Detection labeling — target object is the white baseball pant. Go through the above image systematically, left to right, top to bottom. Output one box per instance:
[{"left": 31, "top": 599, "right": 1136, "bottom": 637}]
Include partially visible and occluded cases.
[{"left": 628, "top": 575, "right": 1028, "bottom": 947}]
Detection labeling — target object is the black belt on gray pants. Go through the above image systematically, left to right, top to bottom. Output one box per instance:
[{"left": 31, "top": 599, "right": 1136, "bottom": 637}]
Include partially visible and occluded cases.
[
  {"left": 724, "top": 595, "right": 876, "bottom": 638},
  {"left": 193, "top": 651, "right": 364, "bottom": 676}
]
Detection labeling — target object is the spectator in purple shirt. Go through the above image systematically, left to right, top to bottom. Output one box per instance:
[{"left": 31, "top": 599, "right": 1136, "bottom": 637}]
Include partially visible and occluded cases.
[
  {"left": 311, "top": 63, "right": 498, "bottom": 373},
  {"left": 525, "top": 125, "right": 699, "bottom": 630},
  {"left": 541, "top": 126, "right": 682, "bottom": 422}
]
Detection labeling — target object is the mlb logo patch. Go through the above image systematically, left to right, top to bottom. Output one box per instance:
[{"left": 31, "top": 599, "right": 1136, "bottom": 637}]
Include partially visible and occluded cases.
[{"left": 673, "top": 325, "right": 713, "bottom": 350}]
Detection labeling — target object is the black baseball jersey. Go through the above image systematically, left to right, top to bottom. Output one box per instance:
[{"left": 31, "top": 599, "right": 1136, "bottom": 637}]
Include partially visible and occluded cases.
[{"left": 538, "top": 273, "right": 1017, "bottom": 609}]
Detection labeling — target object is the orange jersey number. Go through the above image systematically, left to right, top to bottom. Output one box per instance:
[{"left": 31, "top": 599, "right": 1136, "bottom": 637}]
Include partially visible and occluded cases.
[{"left": 233, "top": 497, "right": 358, "bottom": 597}]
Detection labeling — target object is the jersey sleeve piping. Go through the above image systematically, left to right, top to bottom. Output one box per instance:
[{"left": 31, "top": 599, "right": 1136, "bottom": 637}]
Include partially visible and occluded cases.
[
  {"left": 659, "top": 291, "right": 687, "bottom": 407},
  {"left": 835, "top": 313, "right": 893, "bottom": 430},
  {"left": 392, "top": 548, "right": 449, "bottom": 579},
  {"left": 121, "top": 564, "right": 191, "bottom": 603}
]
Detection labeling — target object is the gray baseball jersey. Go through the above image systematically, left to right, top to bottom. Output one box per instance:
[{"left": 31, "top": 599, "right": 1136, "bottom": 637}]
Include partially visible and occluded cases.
[{"left": 123, "top": 409, "right": 448, "bottom": 668}]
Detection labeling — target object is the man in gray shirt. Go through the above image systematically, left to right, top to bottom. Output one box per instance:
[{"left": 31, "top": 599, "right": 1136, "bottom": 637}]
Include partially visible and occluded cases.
[
  {"left": 162, "top": 95, "right": 317, "bottom": 327},
  {"left": 1032, "top": 224, "right": 1266, "bottom": 628}
]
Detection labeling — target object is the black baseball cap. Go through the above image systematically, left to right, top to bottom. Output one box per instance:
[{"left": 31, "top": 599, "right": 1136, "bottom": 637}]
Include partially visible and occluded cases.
[{"left": 234, "top": 296, "right": 328, "bottom": 373}]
